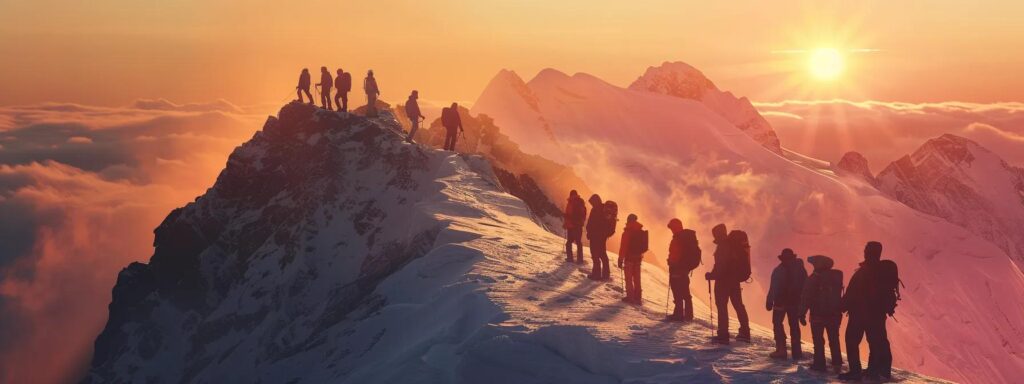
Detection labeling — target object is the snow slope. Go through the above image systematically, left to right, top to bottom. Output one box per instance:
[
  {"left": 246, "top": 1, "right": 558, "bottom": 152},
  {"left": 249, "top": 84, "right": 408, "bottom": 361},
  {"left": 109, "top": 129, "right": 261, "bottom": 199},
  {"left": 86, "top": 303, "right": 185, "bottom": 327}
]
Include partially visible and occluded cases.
[
  {"left": 472, "top": 68, "right": 1024, "bottom": 384},
  {"left": 81, "top": 102, "right": 949, "bottom": 383},
  {"left": 877, "top": 134, "right": 1024, "bottom": 268}
]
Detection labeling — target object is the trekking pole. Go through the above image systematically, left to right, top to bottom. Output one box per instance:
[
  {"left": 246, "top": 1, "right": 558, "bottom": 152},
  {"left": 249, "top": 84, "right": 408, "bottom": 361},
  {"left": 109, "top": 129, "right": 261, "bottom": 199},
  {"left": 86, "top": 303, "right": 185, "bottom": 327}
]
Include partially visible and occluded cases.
[
  {"left": 665, "top": 279, "right": 671, "bottom": 317},
  {"left": 708, "top": 279, "right": 713, "bottom": 337}
]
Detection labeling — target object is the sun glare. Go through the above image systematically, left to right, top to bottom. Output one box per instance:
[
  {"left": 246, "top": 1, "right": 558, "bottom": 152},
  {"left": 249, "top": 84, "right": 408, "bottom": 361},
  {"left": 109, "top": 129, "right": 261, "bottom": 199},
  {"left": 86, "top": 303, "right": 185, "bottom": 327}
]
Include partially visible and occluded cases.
[{"left": 809, "top": 48, "right": 844, "bottom": 80}]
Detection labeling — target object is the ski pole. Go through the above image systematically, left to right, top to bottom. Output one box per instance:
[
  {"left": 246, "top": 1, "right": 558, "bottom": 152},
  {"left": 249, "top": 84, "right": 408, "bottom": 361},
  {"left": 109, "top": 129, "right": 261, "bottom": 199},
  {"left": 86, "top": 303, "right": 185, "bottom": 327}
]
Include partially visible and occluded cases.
[
  {"left": 665, "top": 277, "right": 671, "bottom": 317},
  {"left": 708, "top": 279, "right": 713, "bottom": 337}
]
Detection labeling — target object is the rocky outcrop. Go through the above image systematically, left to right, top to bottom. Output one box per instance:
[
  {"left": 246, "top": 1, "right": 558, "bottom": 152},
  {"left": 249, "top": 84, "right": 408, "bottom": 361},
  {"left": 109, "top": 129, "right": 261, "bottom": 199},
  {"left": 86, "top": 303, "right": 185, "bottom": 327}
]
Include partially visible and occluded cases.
[{"left": 832, "top": 151, "right": 877, "bottom": 185}]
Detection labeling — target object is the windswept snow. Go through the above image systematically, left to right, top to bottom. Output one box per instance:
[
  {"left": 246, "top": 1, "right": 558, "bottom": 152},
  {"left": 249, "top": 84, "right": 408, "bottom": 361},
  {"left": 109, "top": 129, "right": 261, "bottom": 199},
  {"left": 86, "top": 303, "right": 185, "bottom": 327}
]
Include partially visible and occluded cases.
[{"left": 472, "top": 68, "right": 1024, "bottom": 384}]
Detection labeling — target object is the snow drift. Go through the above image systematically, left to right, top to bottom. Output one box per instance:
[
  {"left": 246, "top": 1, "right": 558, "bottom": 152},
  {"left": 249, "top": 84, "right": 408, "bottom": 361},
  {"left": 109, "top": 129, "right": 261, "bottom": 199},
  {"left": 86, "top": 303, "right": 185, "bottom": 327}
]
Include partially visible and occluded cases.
[
  {"left": 471, "top": 66, "right": 1024, "bottom": 384},
  {"left": 83, "top": 102, "right": 949, "bottom": 383}
]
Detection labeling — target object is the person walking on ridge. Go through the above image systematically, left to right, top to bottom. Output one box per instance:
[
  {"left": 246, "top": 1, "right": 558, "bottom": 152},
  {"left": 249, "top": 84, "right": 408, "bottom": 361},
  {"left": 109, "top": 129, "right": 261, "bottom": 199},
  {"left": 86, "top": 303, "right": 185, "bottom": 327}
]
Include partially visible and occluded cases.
[
  {"left": 317, "top": 67, "right": 333, "bottom": 110},
  {"left": 296, "top": 68, "right": 313, "bottom": 105},
  {"left": 334, "top": 68, "right": 351, "bottom": 112},
  {"left": 364, "top": 70, "right": 380, "bottom": 117},
  {"left": 404, "top": 90, "right": 425, "bottom": 143},
  {"left": 441, "top": 103, "right": 464, "bottom": 151},
  {"left": 563, "top": 190, "right": 587, "bottom": 263},
  {"left": 585, "top": 194, "right": 610, "bottom": 280},
  {"left": 617, "top": 214, "right": 648, "bottom": 304},
  {"left": 665, "top": 218, "right": 700, "bottom": 322},
  {"left": 705, "top": 224, "right": 751, "bottom": 344},
  {"left": 838, "top": 241, "right": 897, "bottom": 381},
  {"left": 766, "top": 248, "right": 807, "bottom": 360},
  {"left": 801, "top": 255, "right": 845, "bottom": 374}
]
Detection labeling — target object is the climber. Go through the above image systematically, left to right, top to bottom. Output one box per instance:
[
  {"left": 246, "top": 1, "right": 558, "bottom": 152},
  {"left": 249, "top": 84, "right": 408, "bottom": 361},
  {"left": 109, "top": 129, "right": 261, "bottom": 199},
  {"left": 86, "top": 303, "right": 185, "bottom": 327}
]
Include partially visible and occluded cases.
[
  {"left": 317, "top": 67, "right": 333, "bottom": 110},
  {"left": 296, "top": 68, "right": 313, "bottom": 104},
  {"left": 334, "top": 68, "right": 351, "bottom": 112},
  {"left": 364, "top": 70, "right": 380, "bottom": 117},
  {"left": 404, "top": 90, "right": 425, "bottom": 143},
  {"left": 441, "top": 103, "right": 464, "bottom": 151},
  {"left": 563, "top": 190, "right": 587, "bottom": 263},
  {"left": 585, "top": 194, "right": 610, "bottom": 280},
  {"left": 617, "top": 214, "right": 647, "bottom": 304},
  {"left": 664, "top": 218, "right": 700, "bottom": 322},
  {"left": 705, "top": 224, "right": 751, "bottom": 344},
  {"left": 838, "top": 241, "right": 897, "bottom": 382},
  {"left": 766, "top": 248, "right": 807, "bottom": 360},
  {"left": 801, "top": 255, "right": 844, "bottom": 373}
]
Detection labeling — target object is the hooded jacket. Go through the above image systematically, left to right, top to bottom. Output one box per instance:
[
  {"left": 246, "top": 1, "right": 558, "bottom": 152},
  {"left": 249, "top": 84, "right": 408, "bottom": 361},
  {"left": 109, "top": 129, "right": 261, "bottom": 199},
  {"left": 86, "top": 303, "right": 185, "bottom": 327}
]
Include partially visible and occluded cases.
[
  {"left": 563, "top": 194, "right": 587, "bottom": 229},
  {"left": 585, "top": 196, "right": 606, "bottom": 240},
  {"left": 618, "top": 220, "right": 645, "bottom": 262},
  {"left": 707, "top": 224, "right": 732, "bottom": 281},
  {"left": 667, "top": 228, "right": 700, "bottom": 275},
  {"left": 767, "top": 254, "right": 807, "bottom": 309},
  {"left": 800, "top": 255, "right": 844, "bottom": 321}
]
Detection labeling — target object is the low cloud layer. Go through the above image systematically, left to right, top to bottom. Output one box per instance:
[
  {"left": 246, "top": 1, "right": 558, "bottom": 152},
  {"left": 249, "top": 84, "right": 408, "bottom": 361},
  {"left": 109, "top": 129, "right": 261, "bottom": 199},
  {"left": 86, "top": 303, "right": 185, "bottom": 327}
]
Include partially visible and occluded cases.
[
  {"left": 755, "top": 100, "right": 1024, "bottom": 171},
  {"left": 0, "top": 101, "right": 262, "bottom": 383}
]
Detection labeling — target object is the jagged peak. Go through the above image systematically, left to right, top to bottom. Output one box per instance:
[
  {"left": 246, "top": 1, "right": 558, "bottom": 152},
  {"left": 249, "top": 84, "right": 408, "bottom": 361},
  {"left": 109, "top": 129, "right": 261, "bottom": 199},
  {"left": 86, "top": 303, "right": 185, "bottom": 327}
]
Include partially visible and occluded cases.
[
  {"left": 628, "top": 61, "right": 720, "bottom": 98},
  {"left": 528, "top": 67, "right": 572, "bottom": 86},
  {"left": 832, "top": 151, "right": 877, "bottom": 184}
]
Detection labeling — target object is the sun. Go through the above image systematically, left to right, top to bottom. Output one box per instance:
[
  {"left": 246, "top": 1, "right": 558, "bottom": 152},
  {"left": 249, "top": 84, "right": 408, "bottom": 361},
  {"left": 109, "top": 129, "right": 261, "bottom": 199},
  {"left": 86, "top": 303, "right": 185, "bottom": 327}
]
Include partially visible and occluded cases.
[{"left": 808, "top": 48, "right": 844, "bottom": 80}]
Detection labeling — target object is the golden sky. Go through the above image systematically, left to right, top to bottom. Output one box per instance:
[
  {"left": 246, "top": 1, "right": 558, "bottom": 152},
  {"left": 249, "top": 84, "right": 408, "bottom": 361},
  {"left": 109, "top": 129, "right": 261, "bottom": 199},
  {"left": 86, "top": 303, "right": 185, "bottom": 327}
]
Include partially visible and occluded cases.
[{"left": 1, "top": 0, "right": 1022, "bottom": 106}]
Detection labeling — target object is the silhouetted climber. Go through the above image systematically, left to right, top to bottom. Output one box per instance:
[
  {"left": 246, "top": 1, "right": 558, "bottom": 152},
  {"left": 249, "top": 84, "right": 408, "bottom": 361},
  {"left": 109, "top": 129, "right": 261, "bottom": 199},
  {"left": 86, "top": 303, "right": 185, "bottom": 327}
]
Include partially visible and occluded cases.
[
  {"left": 317, "top": 67, "right": 334, "bottom": 110},
  {"left": 296, "top": 68, "right": 313, "bottom": 104},
  {"left": 334, "top": 68, "right": 351, "bottom": 112},
  {"left": 364, "top": 70, "right": 380, "bottom": 117},
  {"left": 404, "top": 90, "right": 425, "bottom": 143},
  {"left": 440, "top": 103, "right": 464, "bottom": 151},
  {"left": 563, "top": 190, "right": 587, "bottom": 263},
  {"left": 585, "top": 194, "right": 610, "bottom": 280},
  {"left": 617, "top": 214, "right": 648, "bottom": 304},
  {"left": 664, "top": 218, "right": 700, "bottom": 322},
  {"left": 705, "top": 224, "right": 751, "bottom": 344},
  {"left": 838, "top": 241, "right": 898, "bottom": 382},
  {"left": 766, "top": 248, "right": 807, "bottom": 360},
  {"left": 801, "top": 255, "right": 844, "bottom": 374}
]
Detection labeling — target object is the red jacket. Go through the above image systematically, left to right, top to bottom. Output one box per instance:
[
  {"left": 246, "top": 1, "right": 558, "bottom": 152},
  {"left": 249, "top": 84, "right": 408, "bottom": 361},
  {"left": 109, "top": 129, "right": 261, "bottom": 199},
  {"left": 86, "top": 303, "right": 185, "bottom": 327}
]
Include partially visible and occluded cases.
[
  {"left": 563, "top": 195, "right": 587, "bottom": 229},
  {"left": 618, "top": 220, "right": 645, "bottom": 262}
]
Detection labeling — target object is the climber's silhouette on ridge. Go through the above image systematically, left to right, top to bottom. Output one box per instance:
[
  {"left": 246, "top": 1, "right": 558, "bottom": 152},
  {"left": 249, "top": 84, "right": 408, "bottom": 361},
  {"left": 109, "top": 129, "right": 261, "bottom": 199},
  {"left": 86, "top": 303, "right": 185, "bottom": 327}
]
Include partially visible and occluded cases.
[
  {"left": 317, "top": 67, "right": 333, "bottom": 110},
  {"left": 296, "top": 68, "right": 313, "bottom": 105},
  {"left": 335, "top": 68, "right": 351, "bottom": 112},
  {"left": 364, "top": 70, "right": 380, "bottom": 117},
  {"left": 404, "top": 90, "right": 425, "bottom": 143},
  {"left": 440, "top": 103, "right": 464, "bottom": 151},
  {"left": 563, "top": 190, "right": 586, "bottom": 263},
  {"left": 585, "top": 194, "right": 612, "bottom": 280},
  {"left": 617, "top": 214, "right": 647, "bottom": 304},
  {"left": 664, "top": 218, "right": 699, "bottom": 322},
  {"left": 705, "top": 224, "right": 751, "bottom": 344},
  {"left": 839, "top": 241, "right": 897, "bottom": 381},
  {"left": 766, "top": 248, "right": 806, "bottom": 360},
  {"left": 801, "top": 254, "right": 845, "bottom": 374}
]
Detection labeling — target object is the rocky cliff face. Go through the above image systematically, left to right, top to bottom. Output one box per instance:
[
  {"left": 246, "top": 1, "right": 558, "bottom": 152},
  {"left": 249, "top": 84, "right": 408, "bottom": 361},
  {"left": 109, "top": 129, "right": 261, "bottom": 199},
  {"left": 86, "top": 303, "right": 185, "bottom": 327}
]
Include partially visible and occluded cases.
[
  {"left": 628, "top": 61, "right": 782, "bottom": 153},
  {"left": 877, "top": 134, "right": 1024, "bottom": 266},
  {"left": 832, "top": 151, "right": 877, "bottom": 185}
]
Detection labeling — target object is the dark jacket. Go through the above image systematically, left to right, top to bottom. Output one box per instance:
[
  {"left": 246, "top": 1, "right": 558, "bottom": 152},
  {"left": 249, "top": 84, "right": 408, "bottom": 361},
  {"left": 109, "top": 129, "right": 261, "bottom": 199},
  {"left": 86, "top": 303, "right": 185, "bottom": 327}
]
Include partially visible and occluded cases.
[
  {"left": 298, "top": 71, "right": 311, "bottom": 89},
  {"left": 320, "top": 71, "right": 333, "bottom": 89},
  {"left": 336, "top": 72, "right": 352, "bottom": 92},
  {"left": 364, "top": 76, "right": 379, "bottom": 95},
  {"left": 405, "top": 97, "right": 422, "bottom": 120},
  {"left": 441, "top": 107, "right": 462, "bottom": 131},
  {"left": 563, "top": 195, "right": 586, "bottom": 229},
  {"left": 585, "top": 197, "right": 606, "bottom": 240},
  {"left": 618, "top": 220, "right": 645, "bottom": 262},
  {"left": 707, "top": 224, "right": 733, "bottom": 281},
  {"left": 667, "top": 229, "right": 699, "bottom": 276},
  {"left": 800, "top": 255, "right": 843, "bottom": 322},
  {"left": 767, "top": 256, "right": 807, "bottom": 309},
  {"left": 841, "top": 259, "right": 885, "bottom": 316}
]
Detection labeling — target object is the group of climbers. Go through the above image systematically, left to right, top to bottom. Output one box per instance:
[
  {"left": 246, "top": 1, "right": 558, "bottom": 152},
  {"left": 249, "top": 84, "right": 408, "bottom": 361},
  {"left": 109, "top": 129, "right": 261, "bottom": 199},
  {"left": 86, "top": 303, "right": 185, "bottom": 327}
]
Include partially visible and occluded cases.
[
  {"left": 296, "top": 67, "right": 354, "bottom": 112},
  {"left": 561, "top": 191, "right": 901, "bottom": 381}
]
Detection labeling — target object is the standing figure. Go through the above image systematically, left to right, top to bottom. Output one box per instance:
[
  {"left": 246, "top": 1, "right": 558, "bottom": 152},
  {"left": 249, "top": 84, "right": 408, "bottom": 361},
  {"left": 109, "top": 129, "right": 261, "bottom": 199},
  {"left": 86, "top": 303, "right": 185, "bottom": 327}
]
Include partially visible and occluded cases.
[
  {"left": 317, "top": 67, "right": 333, "bottom": 110},
  {"left": 296, "top": 68, "right": 313, "bottom": 104},
  {"left": 334, "top": 68, "right": 351, "bottom": 112},
  {"left": 364, "top": 70, "right": 380, "bottom": 117},
  {"left": 404, "top": 90, "right": 425, "bottom": 143},
  {"left": 440, "top": 103, "right": 464, "bottom": 151},
  {"left": 563, "top": 190, "right": 587, "bottom": 263},
  {"left": 585, "top": 194, "right": 611, "bottom": 280},
  {"left": 617, "top": 214, "right": 647, "bottom": 304},
  {"left": 665, "top": 218, "right": 700, "bottom": 322},
  {"left": 705, "top": 224, "right": 751, "bottom": 344},
  {"left": 838, "top": 241, "right": 897, "bottom": 382},
  {"left": 766, "top": 248, "right": 807, "bottom": 360},
  {"left": 801, "top": 255, "right": 844, "bottom": 374}
]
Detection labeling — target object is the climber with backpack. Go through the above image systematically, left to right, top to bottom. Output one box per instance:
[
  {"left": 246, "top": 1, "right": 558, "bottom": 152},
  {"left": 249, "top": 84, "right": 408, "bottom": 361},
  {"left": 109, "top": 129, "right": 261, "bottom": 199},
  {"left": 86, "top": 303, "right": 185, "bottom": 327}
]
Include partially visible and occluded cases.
[
  {"left": 316, "top": 67, "right": 334, "bottom": 110},
  {"left": 296, "top": 68, "right": 313, "bottom": 105},
  {"left": 334, "top": 68, "right": 351, "bottom": 112},
  {"left": 364, "top": 70, "right": 380, "bottom": 117},
  {"left": 404, "top": 90, "right": 425, "bottom": 143},
  {"left": 441, "top": 103, "right": 464, "bottom": 151},
  {"left": 563, "top": 190, "right": 587, "bottom": 263},
  {"left": 585, "top": 194, "right": 610, "bottom": 280},
  {"left": 617, "top": 214, "right": 648, "bottom": 304},
  {"left": 664, "top": 218, "right": 700, "bottom": 322},
  {"left": 705, "top": 224, "right": 751, "bottom": 344},
  {"left": 838, "top": 241, "right": 898, "bottom": 382},
  {"left": 766, "top": 248, "right": 807, "bottom": 360},
  {"left": 800, "top": 255, "right": 845, "bottom": 374}
]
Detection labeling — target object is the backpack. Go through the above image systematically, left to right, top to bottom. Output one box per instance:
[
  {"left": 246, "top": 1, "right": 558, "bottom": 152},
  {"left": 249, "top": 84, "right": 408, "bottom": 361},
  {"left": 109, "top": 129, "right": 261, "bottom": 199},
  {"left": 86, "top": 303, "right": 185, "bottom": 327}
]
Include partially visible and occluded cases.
[
  {"left": 339, "top": 72, "right": 352, "bottom": 92},
  {"left": 441, "top": 107, "right": 454, "bottom": 128},
  {"left": 603, "top": 201, "right": 618, "bottom": 236},
  {"left": 629, "top": 229, "right": 649, "bottom": 255},
  {"left": 679, "top": 230, "right": 701, "bottom": 271},
  {"left": 728, "top": 230, "right": 752, "bottom": 282},
  {"left": 875, "top": 260, "right": 902, "bottom": 316},
  {"left": 808, "top": 269, "right": 844, "bottom": 317}
]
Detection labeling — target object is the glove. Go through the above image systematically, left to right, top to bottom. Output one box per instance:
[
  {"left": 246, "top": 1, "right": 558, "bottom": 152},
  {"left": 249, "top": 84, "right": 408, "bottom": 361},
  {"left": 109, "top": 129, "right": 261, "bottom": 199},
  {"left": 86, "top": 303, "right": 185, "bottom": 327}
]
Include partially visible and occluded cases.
[
  {"left": 704, "top": 272, "right": 713, "bottom": 281},
  {"left": 766, "top": 302, "right": 773, "bottom": 311},
  {"left": 800, "top": 316, "right": 808, "bottom": 326}
]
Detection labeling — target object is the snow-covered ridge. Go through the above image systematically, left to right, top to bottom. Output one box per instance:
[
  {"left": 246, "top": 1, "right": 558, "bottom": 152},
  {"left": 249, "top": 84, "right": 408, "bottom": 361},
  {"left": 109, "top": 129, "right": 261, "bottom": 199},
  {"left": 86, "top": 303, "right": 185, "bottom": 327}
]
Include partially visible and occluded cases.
[{"left": 83, "top": 102, "right": 949, "bottom": 384}]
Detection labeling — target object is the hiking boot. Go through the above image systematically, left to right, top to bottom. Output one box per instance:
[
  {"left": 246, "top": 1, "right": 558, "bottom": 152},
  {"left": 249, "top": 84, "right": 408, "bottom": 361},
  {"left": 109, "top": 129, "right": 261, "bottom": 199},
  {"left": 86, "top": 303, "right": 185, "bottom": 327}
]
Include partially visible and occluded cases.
[
  {"left": 663, "top": 313, "right": 685, "bottom": 322},
  {"left": 736, "top": 332, "right": 751, "bottom": 343},
  {"left": 710, "top": 336, "right": 730, "bottom": 345},
  {"left": 768, "top": 348, "right": 787, "bottom": 359},
  {"left": 837, "top": 370, "right": 862, "bottom": 381}
]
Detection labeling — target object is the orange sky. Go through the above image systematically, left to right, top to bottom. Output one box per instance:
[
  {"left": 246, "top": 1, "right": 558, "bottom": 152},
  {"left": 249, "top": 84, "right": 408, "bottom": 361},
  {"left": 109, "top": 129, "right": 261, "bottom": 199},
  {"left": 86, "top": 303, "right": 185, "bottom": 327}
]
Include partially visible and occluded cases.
[{"left": 1, "top": 1, "right": 1022, "bottom": 107}]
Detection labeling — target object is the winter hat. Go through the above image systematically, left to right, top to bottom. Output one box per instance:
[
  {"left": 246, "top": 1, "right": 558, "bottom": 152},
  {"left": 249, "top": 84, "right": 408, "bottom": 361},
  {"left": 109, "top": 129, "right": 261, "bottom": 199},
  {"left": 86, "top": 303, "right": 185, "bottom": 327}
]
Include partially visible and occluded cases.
[
  {"left": 569, "top": 190, "right": 578, "bottom": 197},
  {"left": 588, "top": 194, "right": 602, "bottom": 204},
  {"left": 627, "top": 214, "right": 638, "bottom": 222},
  {"left": 667, "top": 218, "right": 683, "bottom": 230},
  {"left": 711, "top": 223, "right": 728, "bottom": 241},
  {"left": 865, "top": 241, "right": 883, "bottom": 262},
  {"left": 778, "top": 248, "right": 797, "bottom": 259},
  {"left": 807, "top": 255, "right": 834, "bottom": 270}
]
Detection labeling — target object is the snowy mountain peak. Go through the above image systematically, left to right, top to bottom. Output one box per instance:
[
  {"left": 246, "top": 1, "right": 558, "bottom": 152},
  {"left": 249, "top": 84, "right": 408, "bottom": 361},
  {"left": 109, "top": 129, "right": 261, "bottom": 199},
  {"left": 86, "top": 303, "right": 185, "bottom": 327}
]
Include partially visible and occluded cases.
[
  {"left": 628, "top": 61, "right": 782, "bottom": 153},
  {"left": 529, "top": 67, "right": 573, "bottom": 86},
  {"left": 832, "top": 151, "right": 877, "bottom": 185}
]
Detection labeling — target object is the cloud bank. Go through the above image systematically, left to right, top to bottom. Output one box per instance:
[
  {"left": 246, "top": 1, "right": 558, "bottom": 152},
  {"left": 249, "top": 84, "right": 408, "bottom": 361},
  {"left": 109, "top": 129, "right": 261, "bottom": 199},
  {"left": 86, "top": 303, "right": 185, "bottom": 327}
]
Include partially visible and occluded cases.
[
  {"left": 755, "top": 100, "right": 1024, "bottom": 170},
  {"left": 0, "top": 101, "right": 261, "bottom": 384}
]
